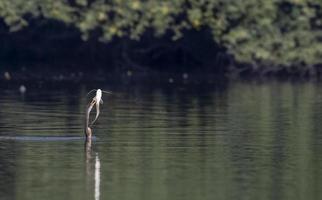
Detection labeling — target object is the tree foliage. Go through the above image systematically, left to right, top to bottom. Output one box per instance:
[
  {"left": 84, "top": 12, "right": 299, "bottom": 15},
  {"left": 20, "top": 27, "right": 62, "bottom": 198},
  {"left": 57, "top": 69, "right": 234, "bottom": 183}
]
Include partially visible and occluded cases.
[{"left": 1, "top": 0, "right": 322, "bottom": 68}]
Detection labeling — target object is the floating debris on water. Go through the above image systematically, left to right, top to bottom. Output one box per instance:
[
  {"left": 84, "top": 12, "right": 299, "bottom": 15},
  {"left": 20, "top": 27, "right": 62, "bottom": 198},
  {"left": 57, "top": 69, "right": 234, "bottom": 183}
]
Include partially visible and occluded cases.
[
  {"left": 127, "top": 70, "right": 133, "bottom": 77},
  {"left": 4, "top": 72, "right": 11, "bottom": 80},
  {"left": 183, "top": 73, "right": 188, "bottom": 79},
  {"left": 59, "top": 74, "right": 64, "bottom": 81},
  {"left": 169, "top": 78, "right": 174, "bottom": 83},
  {"left": 19, "top": 85, "right": 26, "bottom": 94}
]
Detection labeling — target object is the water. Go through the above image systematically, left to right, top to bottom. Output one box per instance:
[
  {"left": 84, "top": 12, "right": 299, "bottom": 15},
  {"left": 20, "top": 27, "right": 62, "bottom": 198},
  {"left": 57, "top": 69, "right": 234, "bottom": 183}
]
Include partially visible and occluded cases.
[{"left": 0, "top": 80, "right": 322, "bottom": 200}]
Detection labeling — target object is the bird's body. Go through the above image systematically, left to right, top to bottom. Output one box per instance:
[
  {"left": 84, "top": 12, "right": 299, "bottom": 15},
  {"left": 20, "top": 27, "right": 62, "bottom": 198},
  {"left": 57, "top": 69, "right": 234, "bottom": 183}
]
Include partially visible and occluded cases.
[{"left": 85, "top": 97, "right": 96, "bottom": 138}]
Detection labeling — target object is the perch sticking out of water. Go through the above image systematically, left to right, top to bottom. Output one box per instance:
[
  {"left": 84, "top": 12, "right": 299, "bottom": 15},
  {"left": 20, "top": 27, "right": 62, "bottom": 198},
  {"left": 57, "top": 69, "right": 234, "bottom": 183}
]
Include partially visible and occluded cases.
[{"left": 85, "top": 89, "right": 112, "bottom": 139}]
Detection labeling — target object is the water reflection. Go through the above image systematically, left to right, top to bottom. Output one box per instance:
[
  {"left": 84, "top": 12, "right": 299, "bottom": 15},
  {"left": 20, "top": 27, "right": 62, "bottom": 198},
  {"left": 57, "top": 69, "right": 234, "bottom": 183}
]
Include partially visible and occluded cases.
[
  {"left": 0, "top": 81, "right": 322, "bottom": 200},
  {"left": 85, "top": 139, "right": 100, "bottom": 200},
  {"left": 95, "top": 153, "right": 101, "bottom": 200}
]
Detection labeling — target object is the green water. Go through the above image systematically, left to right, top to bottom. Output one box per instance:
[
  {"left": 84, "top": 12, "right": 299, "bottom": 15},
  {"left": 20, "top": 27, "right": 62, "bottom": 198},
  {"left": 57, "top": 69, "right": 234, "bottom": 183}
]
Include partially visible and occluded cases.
[{"left": 0, "top": 81, "right": 322, "bottom": 200}]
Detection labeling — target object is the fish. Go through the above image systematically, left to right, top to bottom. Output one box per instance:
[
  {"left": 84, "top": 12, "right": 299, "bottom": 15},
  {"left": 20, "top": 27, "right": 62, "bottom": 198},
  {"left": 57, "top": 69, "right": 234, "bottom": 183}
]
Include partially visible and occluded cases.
[{"left": 91, "top": 89, "right": 103, "bottom": 126}]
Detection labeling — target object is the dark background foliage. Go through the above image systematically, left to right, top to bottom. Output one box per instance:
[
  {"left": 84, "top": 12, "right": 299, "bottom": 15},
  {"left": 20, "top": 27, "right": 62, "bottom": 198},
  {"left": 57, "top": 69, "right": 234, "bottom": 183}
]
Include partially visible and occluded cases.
[{"left": 1, "top": 0, "right": 322, "bottom": 76}]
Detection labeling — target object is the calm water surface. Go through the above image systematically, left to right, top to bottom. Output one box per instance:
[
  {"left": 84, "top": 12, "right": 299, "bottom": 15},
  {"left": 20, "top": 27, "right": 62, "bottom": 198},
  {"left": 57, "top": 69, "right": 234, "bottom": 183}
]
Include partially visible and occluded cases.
[{"left": 0, "top": 81, "right": 322, "bottom": 200}]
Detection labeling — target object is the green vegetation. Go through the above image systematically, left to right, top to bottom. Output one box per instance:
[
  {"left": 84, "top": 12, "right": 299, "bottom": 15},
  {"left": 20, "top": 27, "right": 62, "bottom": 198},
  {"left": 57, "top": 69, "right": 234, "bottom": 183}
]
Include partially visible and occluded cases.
[{"left": 1, "top": 0, "right": 322, "bottom": 70}]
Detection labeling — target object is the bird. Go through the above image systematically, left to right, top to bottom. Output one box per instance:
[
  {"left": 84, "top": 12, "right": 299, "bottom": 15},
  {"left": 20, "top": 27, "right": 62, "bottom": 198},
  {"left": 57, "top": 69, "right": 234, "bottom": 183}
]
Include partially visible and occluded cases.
[{"left": 84, "top": 89, "right": 112, "bottom": 138}]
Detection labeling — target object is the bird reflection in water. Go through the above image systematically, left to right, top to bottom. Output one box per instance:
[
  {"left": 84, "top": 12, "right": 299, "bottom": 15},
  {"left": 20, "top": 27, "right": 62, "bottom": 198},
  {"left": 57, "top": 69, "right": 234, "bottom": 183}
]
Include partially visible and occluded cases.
[{"left": 85, "top": 139, "right": 101, "bottom": 200}]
